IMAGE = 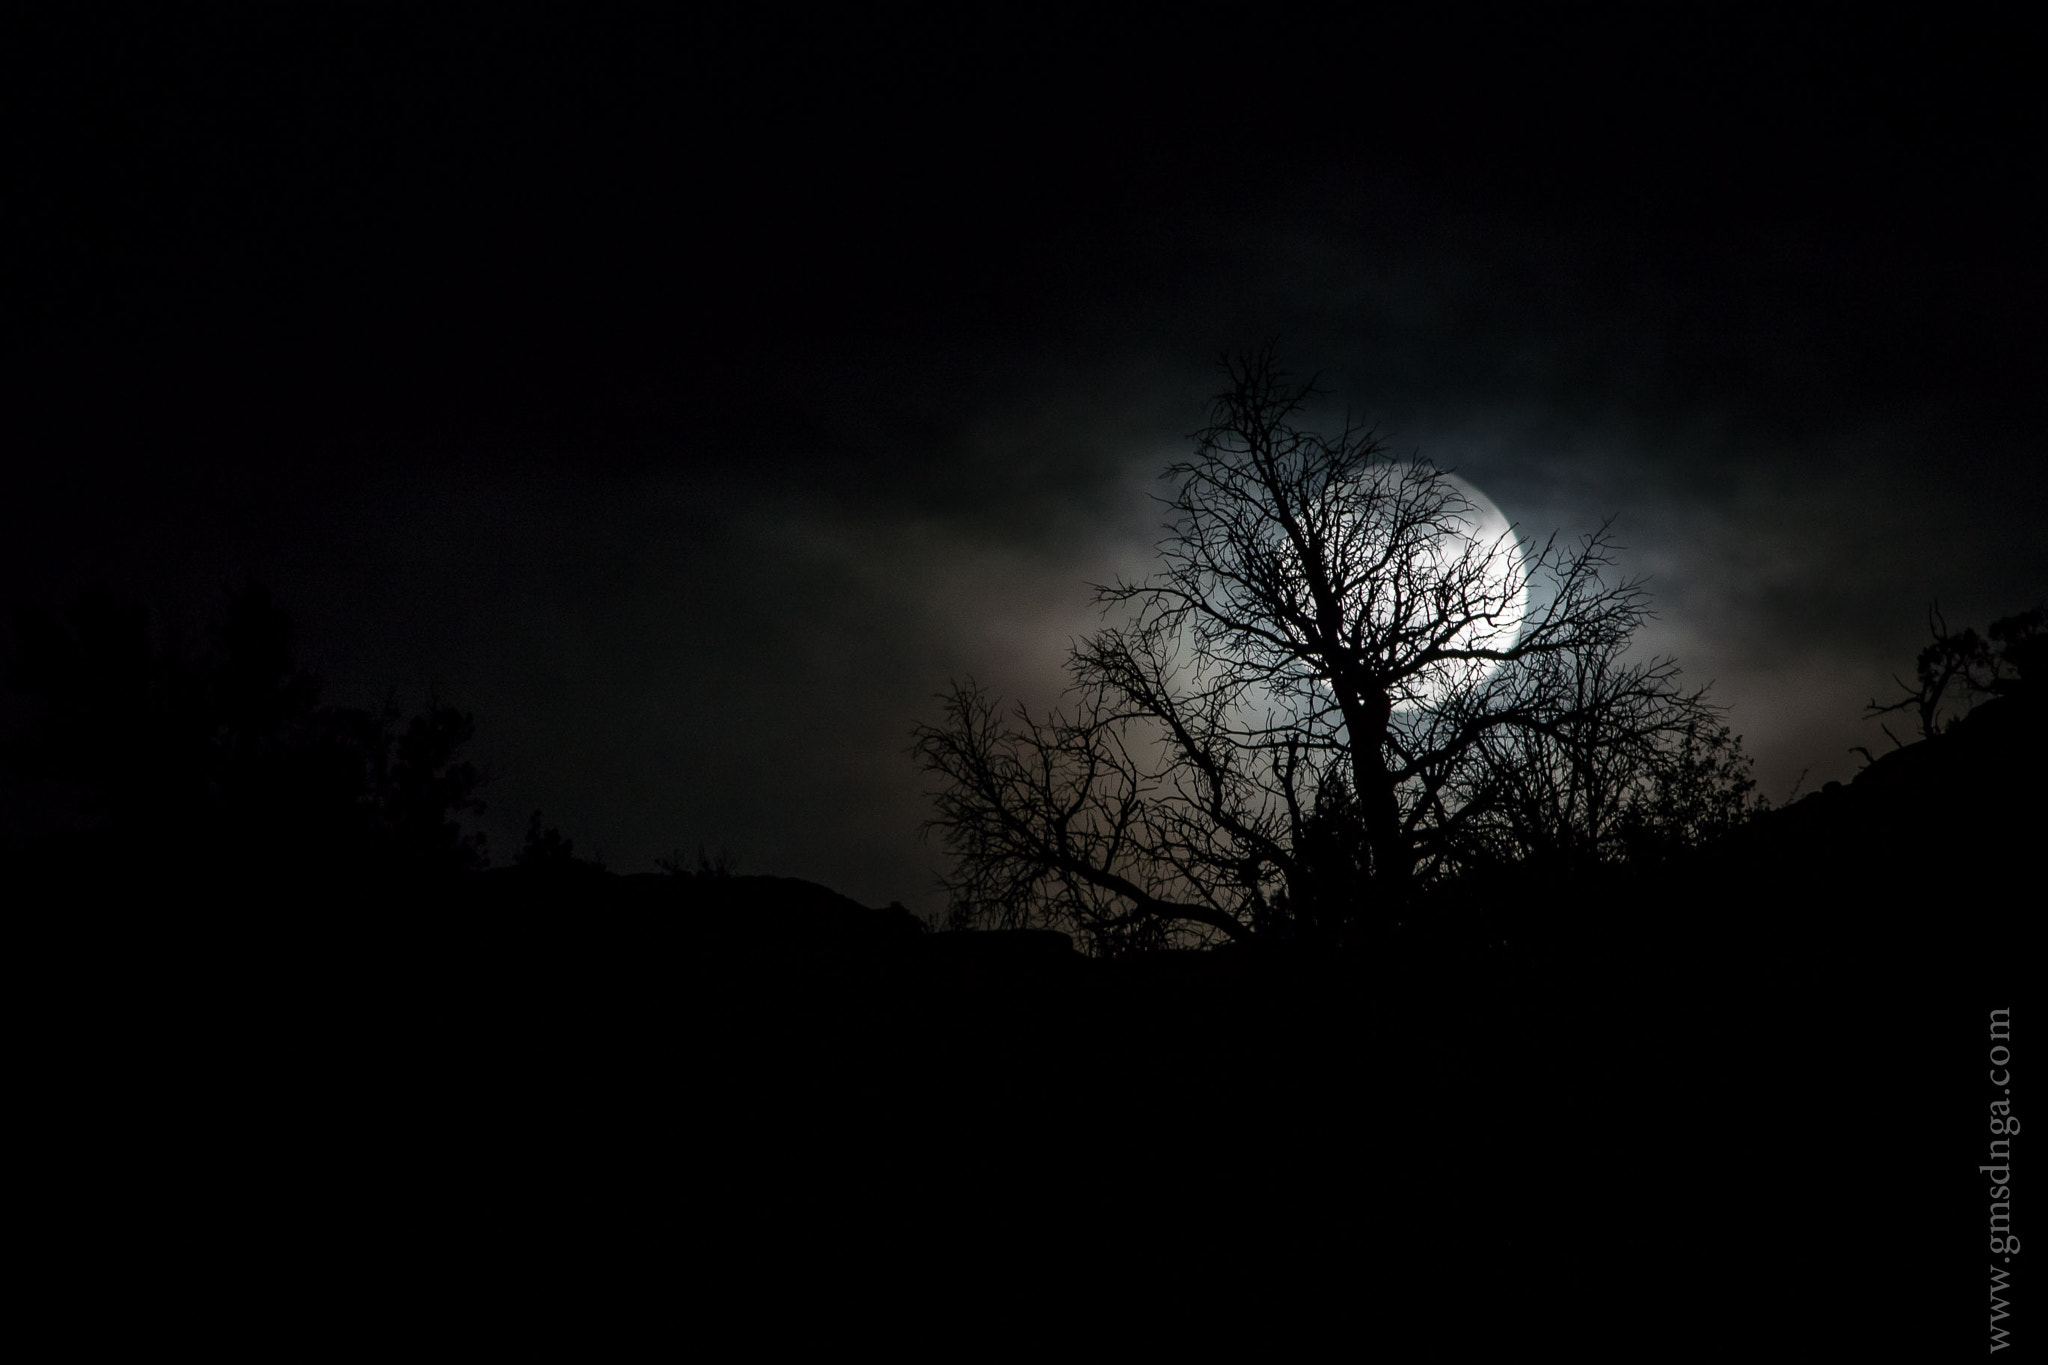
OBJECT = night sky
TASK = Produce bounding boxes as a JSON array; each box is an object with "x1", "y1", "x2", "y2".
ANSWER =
[{"x1": 5, "y1": 8, "x2": 2041, "y2": 916}]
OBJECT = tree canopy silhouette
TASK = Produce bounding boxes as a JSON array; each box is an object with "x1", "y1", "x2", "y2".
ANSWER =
[{"x1": 914, "y1": 351, "x2": 1753, "y2": 951}]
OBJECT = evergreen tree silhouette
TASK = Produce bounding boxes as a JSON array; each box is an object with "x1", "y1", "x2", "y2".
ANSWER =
[{"x1": 3, "y1": 580, "x2": 486, "y2": 886}]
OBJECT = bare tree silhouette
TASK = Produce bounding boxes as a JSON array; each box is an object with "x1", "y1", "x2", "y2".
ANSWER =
[
  {"x1": 914, "y1": 350, "x2": 1747, "y2": 951},
  {"x1": 1865, "y1": 602, "x2": 2044, "y2": 747}
]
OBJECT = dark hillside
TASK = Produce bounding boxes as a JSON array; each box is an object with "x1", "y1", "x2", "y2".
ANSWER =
[{"x1": 17, "y1": 692, "x2": 2033, "y2": 1348}]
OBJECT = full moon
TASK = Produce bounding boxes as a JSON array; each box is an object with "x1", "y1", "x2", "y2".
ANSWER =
[{"x1": 1389, "y1": 471, "x2": 1527, "y2": 711}]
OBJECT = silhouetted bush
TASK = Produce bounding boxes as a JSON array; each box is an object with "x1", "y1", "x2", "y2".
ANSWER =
[
  {"x1": 517, "y1": 810, "x2": 579, "y2": 868},
  {"x1": 656, "y1": 842, "x2": 738, "y2": 880}
]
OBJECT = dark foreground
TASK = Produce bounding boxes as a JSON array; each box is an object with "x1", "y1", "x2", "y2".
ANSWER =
[{"x1": 18, "y1": 699, "x2": 2035, "y2": 1352}]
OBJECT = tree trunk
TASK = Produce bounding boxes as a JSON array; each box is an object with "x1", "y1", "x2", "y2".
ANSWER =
[{"x1": 1342, "y1": 688, "x2": 1413, "y2": 910}]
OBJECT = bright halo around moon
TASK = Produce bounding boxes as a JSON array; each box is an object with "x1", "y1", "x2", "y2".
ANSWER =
[{"x1": 1389, "y1": 471, "x2": 1527, "y2": 712}]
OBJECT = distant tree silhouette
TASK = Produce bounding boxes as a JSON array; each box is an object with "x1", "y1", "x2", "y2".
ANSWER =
[
  {"x1": 1866, "y1": 602, "x2": 2044, "y2": 745},
  {"x1": 3, "y1": 580, "x2": 487, "y2": 883},
  {"x1": 914, "y1": 350, "x2": 1746, "y2": 951}
]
